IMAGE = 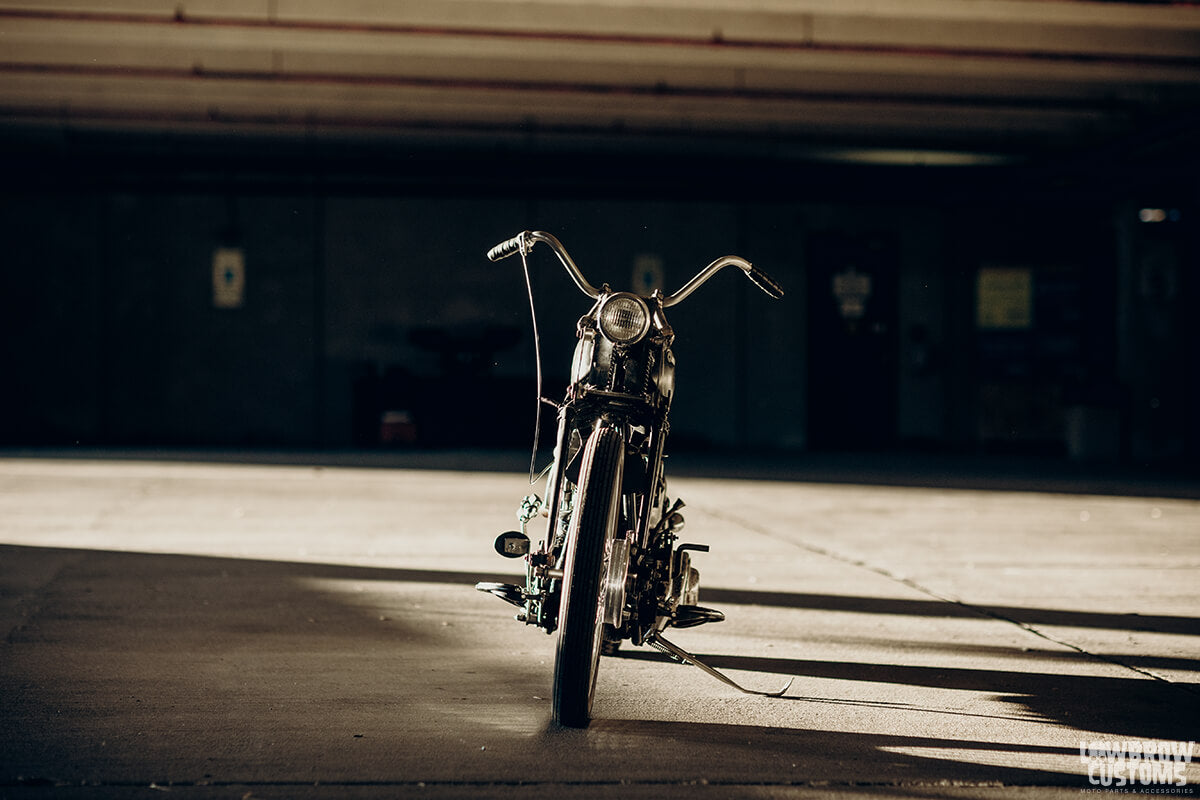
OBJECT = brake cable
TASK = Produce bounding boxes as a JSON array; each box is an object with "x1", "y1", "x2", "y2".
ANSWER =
[{"x1": 518, "y1": 240, "x2": 546, "y2": 485}]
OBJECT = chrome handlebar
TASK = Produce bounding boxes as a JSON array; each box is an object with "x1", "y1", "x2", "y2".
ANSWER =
[
  {"x1": 487, "y1": 230, "x2": 783, "y2": 304},
  {"x1": 661, "y1": 255, "x2": 784, "y2": 307},
  {"x1": 488, "y1": 231, "x2": 602, "y2": 299}
]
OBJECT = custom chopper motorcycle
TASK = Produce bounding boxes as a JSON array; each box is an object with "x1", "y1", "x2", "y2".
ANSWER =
[{"x1": 476, "y1": 231, "x2": 789, "y2": 727}]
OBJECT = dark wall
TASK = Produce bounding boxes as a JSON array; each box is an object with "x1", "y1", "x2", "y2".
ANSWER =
[
  {"x1": 3, "y1": 190, "x2": 319, "y2": 446},
  {"x1": 1, "y1": 135, "x2": 1196, "y2": 463}
]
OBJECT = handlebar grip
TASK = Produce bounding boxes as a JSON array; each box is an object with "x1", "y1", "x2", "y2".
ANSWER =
[
  {"x1": 487, "y1": 233, "x2": 529, "y2": 262},
  {"x1": 747, "y1": 266, "x2": 785, "y2": 299}
]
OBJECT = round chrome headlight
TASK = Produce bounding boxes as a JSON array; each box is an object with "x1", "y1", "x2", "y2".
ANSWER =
[{"x1": 598, "y1": 293, "x2": 650, "y2": 344}]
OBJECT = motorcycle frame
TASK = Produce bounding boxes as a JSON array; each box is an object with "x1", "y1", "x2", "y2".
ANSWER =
[{"x1": 525, "y1": 291, "x2": 677, "y2": 646}]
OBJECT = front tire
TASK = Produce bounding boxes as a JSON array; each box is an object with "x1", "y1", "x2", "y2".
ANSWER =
[{"x1": 553, "y1": 426, "x2": 624, "y2": 728}]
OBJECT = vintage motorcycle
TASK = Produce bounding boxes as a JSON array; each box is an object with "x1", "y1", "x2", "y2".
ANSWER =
[{"x1": 475, "y1": 230, "x2": 788, "y2": 727}]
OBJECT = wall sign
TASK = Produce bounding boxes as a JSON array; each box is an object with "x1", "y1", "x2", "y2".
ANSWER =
[
  {"x1": 977, "y1": 267, "x2": 1032, "y2": 330},
  {"x1": 832, "y1": 266, "x2": 872, "y2": 320},
  {"x1": 213, "y1": 247, "x2": 246, "y2": 309},
  {"x1": 632, "y1": 254, "x2": 664, "y2": 295}
]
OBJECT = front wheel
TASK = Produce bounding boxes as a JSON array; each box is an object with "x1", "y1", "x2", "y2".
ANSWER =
[{"x1": 553, "y1": 426, "x2": 624, "y2": 728}]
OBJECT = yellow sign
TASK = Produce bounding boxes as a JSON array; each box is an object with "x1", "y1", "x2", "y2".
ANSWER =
[
  {"x1": 977, "y1": 268, "x2": 1032, "y2": 330},
  {"x1": 213, "y1": 247, "x2": 246, "y2": 309}
]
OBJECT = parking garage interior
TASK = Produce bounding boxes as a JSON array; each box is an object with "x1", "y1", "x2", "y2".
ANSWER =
[{"x1": 2, "y1": 0, "x2": 1197, "y2": 467}]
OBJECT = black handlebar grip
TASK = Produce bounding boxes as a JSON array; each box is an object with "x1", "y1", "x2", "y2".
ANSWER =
[
  {"x1": 747, "y1": 267, "x2": 785, "y2": 299},
  {"x1": 487, "y1": 233, "x2": 528, "y2": 262}
]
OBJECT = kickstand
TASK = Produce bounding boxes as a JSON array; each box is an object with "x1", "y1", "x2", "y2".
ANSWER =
[{"x1": 647, "y1": 632, "x2": 794, "y2": 698}]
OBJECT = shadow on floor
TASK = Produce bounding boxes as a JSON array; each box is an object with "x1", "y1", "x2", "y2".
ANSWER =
[{"x1": 3, "y1": 544, "x2": 1196, "y2": 790}]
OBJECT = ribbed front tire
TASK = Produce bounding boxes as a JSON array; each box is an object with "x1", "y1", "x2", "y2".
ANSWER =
[{"x1": 552, "y1": 426, "x2": 624, "y2": 728}]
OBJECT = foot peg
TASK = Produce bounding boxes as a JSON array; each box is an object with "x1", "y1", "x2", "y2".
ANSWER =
[
  {"x1": 475, "y1": 582, "x2": 524, "y2": 608},
  {"x1": 672, "y1": 605, "x2": 725, "y2": 628}
]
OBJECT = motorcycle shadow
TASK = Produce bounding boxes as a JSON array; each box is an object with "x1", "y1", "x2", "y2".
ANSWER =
[{"x1": 613, "y1": 647, "x2": 1200, "y2": 745}]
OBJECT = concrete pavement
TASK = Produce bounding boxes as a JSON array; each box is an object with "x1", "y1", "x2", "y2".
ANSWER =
[{"x1": 1, "y1": 451, "x2": 1198, "y2": 798}]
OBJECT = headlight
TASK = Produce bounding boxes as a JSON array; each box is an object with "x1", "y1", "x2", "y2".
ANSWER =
[{"x1": 598, "y1": 293, "x2": 650, "y2": 344}]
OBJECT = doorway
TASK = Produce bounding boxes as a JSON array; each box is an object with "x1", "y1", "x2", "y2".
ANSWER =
[{"x1": 806, "y1": 231, "x2": 900, "y2": 450}]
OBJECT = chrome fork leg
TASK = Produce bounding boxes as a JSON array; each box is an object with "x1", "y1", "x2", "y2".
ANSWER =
[{"x1": 646, "y1": 632, "x2": 794, "y2": 698}]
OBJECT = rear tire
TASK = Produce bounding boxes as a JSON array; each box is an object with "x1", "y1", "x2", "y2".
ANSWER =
[{"x1": 552, "y1": 426, "x2": 624, "y2": 728}]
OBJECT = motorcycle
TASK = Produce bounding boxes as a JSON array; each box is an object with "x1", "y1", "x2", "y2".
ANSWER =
[{"x1": 475, "y1": 230, "x2": 789, "y2": 727}]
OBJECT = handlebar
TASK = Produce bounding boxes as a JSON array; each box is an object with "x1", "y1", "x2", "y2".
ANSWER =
[
  {"x1": 487, "y1": 230, "x2": 783, "y2": 304},
  {"x1": 661, "y1": 255, "x2": 784, "y2": 307},
  {"x1": 485, "y1": 235, "x2": 527, "y2": 263},
  {"x1": 488, "y1": 231, "x2": 602, "y2": 299}
]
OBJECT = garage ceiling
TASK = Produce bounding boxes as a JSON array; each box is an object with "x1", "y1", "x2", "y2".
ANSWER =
[{"x1": 2, "y1": 0, "x2": 1199, "y2": 165}]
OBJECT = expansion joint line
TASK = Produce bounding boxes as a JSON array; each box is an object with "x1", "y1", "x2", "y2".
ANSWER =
[{"x1": 697, "y1": 505, "x2": 1196, "y2": 694}]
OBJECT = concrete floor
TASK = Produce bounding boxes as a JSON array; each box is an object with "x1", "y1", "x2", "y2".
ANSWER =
[{"x1": 1, "y1": 451, "x2": 1198, "y2": 799}]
